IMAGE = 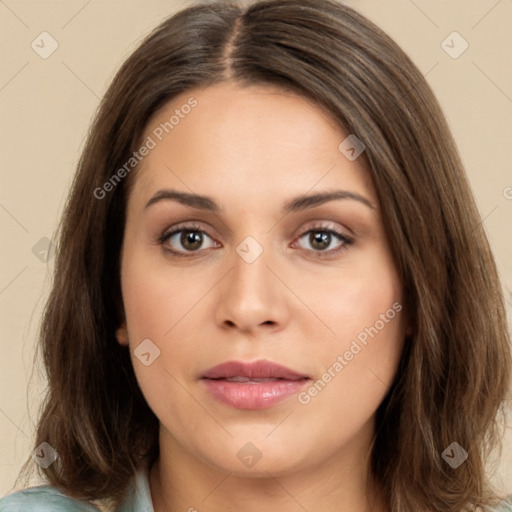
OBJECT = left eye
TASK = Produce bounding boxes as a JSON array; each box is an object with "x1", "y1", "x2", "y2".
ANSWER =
[{"x1": 295, "y1": 228, "x2": 352, "y2": 254}]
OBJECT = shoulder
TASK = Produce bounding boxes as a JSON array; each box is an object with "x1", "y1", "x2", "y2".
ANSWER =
[
  {"x1": 488, "y1": 497, "x2": 512, "y2": 511},
  {"x1": 0, "y1": 485, "x2": 101, "y2": 512},
  {"x1": 0, "y1": 465, "x2": 152, "y2": 512}
]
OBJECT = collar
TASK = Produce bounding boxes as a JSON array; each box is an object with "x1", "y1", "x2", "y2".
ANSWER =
[{"x1": 116, "y1": 465, "x2": 154, "y2": 512}]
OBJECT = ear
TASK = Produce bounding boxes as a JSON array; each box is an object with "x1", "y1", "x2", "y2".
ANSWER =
[{"x1": 115, "y1": 322, "x2": 129, "y2": 346}]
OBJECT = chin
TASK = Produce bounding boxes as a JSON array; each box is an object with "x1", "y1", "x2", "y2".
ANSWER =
[{"x1": 200, "y1": 439, "x2": 310, "y2": 477}]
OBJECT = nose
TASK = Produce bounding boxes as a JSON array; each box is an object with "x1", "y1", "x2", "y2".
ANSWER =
[{"x1": 214, "y1": 244, "x2": 290, "y2": 335}]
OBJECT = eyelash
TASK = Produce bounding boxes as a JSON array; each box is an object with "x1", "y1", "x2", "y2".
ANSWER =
[{"x1": 158, "y1": 222, "x2": 354, "y2": 259}]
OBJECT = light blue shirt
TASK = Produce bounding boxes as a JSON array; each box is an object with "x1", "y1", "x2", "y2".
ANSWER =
[
  {"x1": 1, "y1": 466, "x2": 511, "y2": 511},
  {"x1": 0, "y1": 465, "x2": 153, "y2": 511}
]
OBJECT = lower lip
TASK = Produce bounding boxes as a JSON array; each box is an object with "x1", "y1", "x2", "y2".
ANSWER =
[{"x1": 201, "y1": 378, "x2": 310, "y2": 409}]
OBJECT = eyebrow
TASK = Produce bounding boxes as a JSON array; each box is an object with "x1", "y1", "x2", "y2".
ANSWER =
[{"x1": 144, "y1": 188, "x2": 375, "y2": 213}]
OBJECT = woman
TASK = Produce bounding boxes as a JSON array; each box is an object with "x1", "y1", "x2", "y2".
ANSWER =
[{"x1": 1, "y1": 0, "x2": 511, "y2": 511}]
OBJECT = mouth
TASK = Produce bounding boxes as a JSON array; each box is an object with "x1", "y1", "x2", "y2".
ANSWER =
[{"x1": 200, "y1": 360, "x2": 311, "y2": 409}]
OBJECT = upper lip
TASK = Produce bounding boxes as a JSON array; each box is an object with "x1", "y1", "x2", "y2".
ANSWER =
[{"x1": 201, "y1": 360, "x2": 310, "y2": 380}]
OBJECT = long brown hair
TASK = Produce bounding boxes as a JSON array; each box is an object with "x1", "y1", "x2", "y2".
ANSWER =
[{"x1": 15, "y1": 1, "x2": 511, "y2": 510}]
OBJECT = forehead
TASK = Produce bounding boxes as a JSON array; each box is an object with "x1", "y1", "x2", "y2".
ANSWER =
[{"x1": 130, "y1": 82, "x2": 376, "y2": 208}]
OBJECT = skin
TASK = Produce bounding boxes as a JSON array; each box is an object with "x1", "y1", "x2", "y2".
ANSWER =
[{"x1": 116, "y1": 82, "x2": 409, "y2": 512}]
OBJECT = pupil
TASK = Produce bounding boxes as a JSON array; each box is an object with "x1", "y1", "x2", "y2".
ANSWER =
[
  {"x1": 311, "y1": 231, "x2": 330, "y2": 250},
  {"x1": 181, "y1": 230, "x2": 202, "y2": 250}
]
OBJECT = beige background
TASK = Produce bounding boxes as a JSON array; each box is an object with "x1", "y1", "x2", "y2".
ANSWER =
[{"x1": 1, "y1": 0, "x2": 511, "y2": 498}]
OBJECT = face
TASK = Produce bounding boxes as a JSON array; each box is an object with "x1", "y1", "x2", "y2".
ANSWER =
[{"x1": 116, "y1": 82, "x2": 408, "y2": 477}]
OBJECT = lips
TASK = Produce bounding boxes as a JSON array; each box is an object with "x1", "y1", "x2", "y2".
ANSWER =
[
  {"x1": 201, "y1": 360, "x2": 310, "y2": 381},
  {"x1": 200, "y1": 360, "x2": 310, "y2": 410}
]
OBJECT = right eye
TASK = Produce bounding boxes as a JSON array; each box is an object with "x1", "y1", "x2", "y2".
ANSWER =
[{"x1": 159, "y1": 224, "x2": 219, "y2": 257}]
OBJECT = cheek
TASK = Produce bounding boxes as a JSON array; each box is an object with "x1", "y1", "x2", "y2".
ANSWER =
[
  {"x1": 304, "y1": 250, "x2": 403, "y2": 345},
  {"x1": 303, "y1": 313, "x2": 405, "y2": 440},
  {"x1": 298, "y1": 250, "x2": 405, "y2": 406},
  {"x1": 120, "y1": 248, "x2": 203, "y2": 340},
  {"x1": 119, "y1": 248, "x2": 207, "y2": 396},
  {"x1": 121, "y1": 274, "x2": 170, "y2": 337}
]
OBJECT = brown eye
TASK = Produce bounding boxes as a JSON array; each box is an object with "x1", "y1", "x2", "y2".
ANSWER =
[
  {"x1": 296, "y1": 227, "x2": 352, "y2": 255},
  {"x1": 179, "y1": 230, "x2": 204, "y2": 251},
  {"x1": 159, "y1": 224, "x2": 217, "y2": 257},
  {"x1": 308, "y1": 231, "x2": 332, "y2": 251},
  {"x1": 295, "y1": 223, "x2": 354, "y2": 259}
]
